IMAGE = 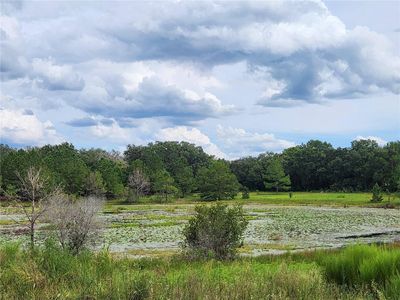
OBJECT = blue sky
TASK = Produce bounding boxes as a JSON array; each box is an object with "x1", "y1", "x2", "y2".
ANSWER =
[{"x1": 1, "y1": 0, "x2": 399, "y2": 159}]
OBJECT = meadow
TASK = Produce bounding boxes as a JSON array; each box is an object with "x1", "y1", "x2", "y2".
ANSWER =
[{"x1": 1, "y1": 242, "x2": 399, "y2": 299}]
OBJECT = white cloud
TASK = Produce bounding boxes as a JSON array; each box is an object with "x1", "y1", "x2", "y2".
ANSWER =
[
  {"x1": 156, "y1": 126, "x2": 227, "y2": 158},
  {"x1": 31, "y1": 58, "x2": 84, "y2": 90},
  {"x1": 216, "y1": 125, "x2": 295, "y2": 158},
  {"x1": 355, "y1": 135, "x2": 388, "y2": 146},
  {"x1": 90, "y1": 122, "x2": 131, "y2": 143},
  {"x1": 0, "y1": 108, "x2": 63, "y2": 145},
  {"x1": 1, "y1": 1, "x2": 399, "y2": 151}
]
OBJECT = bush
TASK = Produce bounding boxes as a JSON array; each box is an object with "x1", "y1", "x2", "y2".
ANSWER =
[
  {"x1": 45, "y1": 194, "x2": 104, "y2": 254},
  {"x1": 241, "y1": 187, "x2": 250, "y2": 199},
  {"x1": 182, "y1": 203, "x2": 248, "y2": 260},
  {"x1": 371, "y1": 183, "x2": 383, "y2": 202}
]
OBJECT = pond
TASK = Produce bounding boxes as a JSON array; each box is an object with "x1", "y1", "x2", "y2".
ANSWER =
[{"x1": 1, "y1": 204, "x2": 399, "y2": 257}]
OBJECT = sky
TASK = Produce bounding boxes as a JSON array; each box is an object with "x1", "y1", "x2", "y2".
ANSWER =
[{"x1": 1, "y1": 0, "x2": 399, "y2": 159}]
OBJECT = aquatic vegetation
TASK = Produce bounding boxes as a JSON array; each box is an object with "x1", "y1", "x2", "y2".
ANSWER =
[{"x1": 1, "y1": 203, "x2": 400, "y2": 256}]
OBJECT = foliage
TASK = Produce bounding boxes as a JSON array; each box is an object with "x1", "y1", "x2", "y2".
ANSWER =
[
  {"x1": 197, "y1": 160, "x2": 240, "y2": 200},
  {"x1": 95, "y1": 158, "x2": 125, "y2": 198},
  {"x1": 182, "y1": 203, "x2": 248, "y2": 259},
  {"x1": 241, "y1": 186, "x2": 250, "y2": 199},
  {"x1": 263, "y1": 157, "x2": 291, "y2": 192},
  {"x1": 371, "y1": 183, "x2": 383, "y2": 202},
  {"x1": 152, "y1": 169, "x2": 178, "y2": 202},
  {"x1": 318, "y1": 244, "x2": 400, "y2": 289},
  {"x1": 40, "y1": 143, "x2": 90, "y2": 195},
  {"x1": 1, "y1": 138, "x2": 399, "y2": 197},
  {"x1": 2, "y1": 242, "x2": 397, "y2": 299},
  {"x1": 85, "y1": 171, "x2": 106, "y2": 196},
  {"x1": 124, "y1": 141, "x2": 211, "y2": 195}
]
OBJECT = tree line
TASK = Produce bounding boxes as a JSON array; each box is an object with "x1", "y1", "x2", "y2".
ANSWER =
[
  {"x1": 232, "y1": 140, "x2": 400, "y2": 193},
  {"x1": 0, "y1": 139, "x2": 399, "y2": 201}
]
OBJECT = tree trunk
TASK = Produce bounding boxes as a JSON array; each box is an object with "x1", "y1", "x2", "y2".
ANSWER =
[{"x1": 30, "y1": 222, "x2": 35, "y2": 249}]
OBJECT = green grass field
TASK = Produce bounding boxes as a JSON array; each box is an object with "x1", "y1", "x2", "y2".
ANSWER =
[
  {"x1": 241, "y1": 191, "x2": 400, "y2": 206},
  {"x1": 103, "y1": 192, "x2": 400, "y2": 211}
]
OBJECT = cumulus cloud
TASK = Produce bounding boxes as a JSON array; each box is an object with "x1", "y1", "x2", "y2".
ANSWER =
[
  {"x1": 0, "y1": 108, "x2": 63, "y2": 145},
  {"x1": 1, "y1": 1, "x2": 398, "y2": 150},
  {"x1": 157, "y1": 126, "x2": 227, "y2": 158},
  {"x1": 2, "y1": 1, "x2": 399, "y2": 107},
  {"x1": 355, "y1": 135, "x2": 388, "y2": 146},
  {"x1": 75, "y1": 76, "x2": 235, "y2": 125},
  {"x1": 98, "y1": 1, "x2": 399, "y2": 103},
  {"x1": 216, "y1": 125, "x2": 295, "y2": 158},
  {"x1": 31, "y1": 58, "x2": 84, "y2": 91}
]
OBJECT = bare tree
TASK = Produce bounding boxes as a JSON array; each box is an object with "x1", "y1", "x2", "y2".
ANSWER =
[
  {"x1": 127, "y1": 169, "x2": 150, "y2": 202},
  {"x1": 46, "y1": 194, "x2": 104, "y2": 254},
  {"x1": 15, "y1": 166, "x2": 61, "y2": 248}
]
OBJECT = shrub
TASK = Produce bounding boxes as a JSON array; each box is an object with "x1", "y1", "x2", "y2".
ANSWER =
[
  {"x1": 241, "y1": 187, "x2": 250, "y2": 199},
  {"x1": 45, "y1": 194, "x2": 104, "y2": 254},
  {"x1": 182, "y1": 203, "x2": 248, "y2": 260},
  {"x1": 371, "y1": 183, "x2": 383, "y2": 202}
]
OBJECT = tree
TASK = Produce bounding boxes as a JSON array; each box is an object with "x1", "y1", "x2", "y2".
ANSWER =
[
  {"x1": 263, "y1": 158, "x2": 291, "y2": 192},
  {"x1": 96, "y1": 158, "x2": 125, "y2": 198},
  {"x1": 282, "y1": 140, "x2": 334, "y2": 190},
  {"x1": 152, "y1": 169, "x2": 178, "y2": 202},
  {"x1": 84, "y1": 171, "x2": 106, "y2": 196},
  {"x1": 46, "y1": 194, "x2": 104, "y2": 254},
  {"x1": 15, "y1": 166, "x2": 60, "y2": 248},
  {"x1": 40, "y1": 143, "x2": 90, "y2": 195},
  {"x1": 371, "y1": 183, "x2": 383, "y2": 202},
  {"x1": 174, "y1": 165, "x2": 196, "y2": 197},
  {"x1": 182, "y1": 203, "x2": 248, "y2": 259},
  {"x1": 127, "y1": 168, "x2": 150, "y2": 202},
  {"x1": 230, "y1": 156, "x2": 265, "y2": 191},
  {"x1": 197, "y1": 160, "x2": 240, "y2": 200}
]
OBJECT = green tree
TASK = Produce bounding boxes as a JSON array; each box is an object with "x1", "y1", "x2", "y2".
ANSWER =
[
  {"x1": 263, "y1": 158, "x2": 291, "y2": 192},
  {"x1": 282, "y1": 140, "x2": 334, "y2": 190},
  {"x1": 182, "y1": 203, "x2": 248, "y2": 259},
  {"x1": 152, "y1": 169, "x2": 178, "y2": 202},
  {"x1": 371, "y1": 183, "x2": 383, "y2": 202},
  {"x1": 40, "y1": 143, "x2": 90, "y2": 195},
  {"x1": 95, "y1": 158, "x2": 125, "y2": 198},
  {"x1": 174, "y1": 165, "x2": 196, "y2": 197},
  {"x1": 230, "y1": 156, "x2": 265, "y2": 191},
  {"x1": 84, "y1": 171, "x2": 106, "y2": 196},
  {"x1": 197, "y1": 160, "x2": 240, "y2": 200}
]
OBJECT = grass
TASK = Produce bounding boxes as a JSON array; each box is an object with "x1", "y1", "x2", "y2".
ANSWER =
[
  {"x1": 239, "y1": 192, "x2": 400, "y2": 207},
  {"x1": 3, "y1": 192, "x2": 399, "y2": 214},
  {"x1": 0, "y1": 219, "x2": 15, "y2": 226},
  {"x1": 1, "y1": 241, "x2": 399, "y2": 299},
  {"x1": 103, "y1": 192, "x2": 400, "y2": 208},
  {"x1": 317, "y1": 244, "x2": 400, "y2": 287}
]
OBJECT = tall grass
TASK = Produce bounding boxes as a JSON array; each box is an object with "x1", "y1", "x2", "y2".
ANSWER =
[
  {"x1": 318, "y1": 244, "x2": 400, "y2": 298},
  {"x1": 1, "y1": 241, "x2": 398, "y2": 299}
]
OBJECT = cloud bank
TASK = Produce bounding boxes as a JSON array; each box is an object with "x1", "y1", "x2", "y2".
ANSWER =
[{"x1": 0, "y1": 1, "x2": 398, "y2": 150}]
